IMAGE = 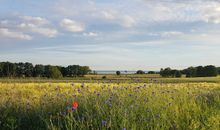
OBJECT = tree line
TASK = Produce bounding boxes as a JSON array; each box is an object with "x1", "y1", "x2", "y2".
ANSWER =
[
  {"x1": 160, "y1": 65, "x2": 219, "y2": 78},
  {"x1": 0, "y1": 62, "x2": 91, "y2": 78}
]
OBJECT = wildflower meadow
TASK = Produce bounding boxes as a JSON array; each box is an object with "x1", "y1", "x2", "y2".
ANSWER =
[{"x1": 0, "y1": 82, "x2": 219, "y2": 130}]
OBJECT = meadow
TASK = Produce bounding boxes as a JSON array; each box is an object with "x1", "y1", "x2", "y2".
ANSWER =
[{"x1": 0, "y1": 76, "x2": 220, "y2": 130}]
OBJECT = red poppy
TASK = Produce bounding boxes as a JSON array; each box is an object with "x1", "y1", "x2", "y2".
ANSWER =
[{"x1": 72, "y1": 101, "x2": 78, "y2": 110}]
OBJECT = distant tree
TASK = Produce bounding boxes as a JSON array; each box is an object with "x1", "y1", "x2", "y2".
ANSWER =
[
  {"x1": 203, "y1": 65, "x2": 217, "y2": 77},
  {"x1": 0, "y1": 61, "x2": 91, "y2": 78},
  {"x1": 24, "y1": 62, "x2": 33, "y2": 77},
  {"x1": 0, "y1": 62, "x2": 4, "y2": 77},
  {"x1": 174, "y1": 70, "x2": 182, "y2": 78},
  {"x1": 170, "y1": 70, "x2": 177, "y2": 77},
  {"x1": 160, "y1": 68, "x2": 171, "y2": 77},
  {"x1": 196, "y1": 66, "x2": 204, "y2": 77},
  {"x1": 0, "y1": 63, "x2": 3, "y2": 77},
  {"x1": 182, "y1": 67, "x2": 197, "y2": 77},
  {"x1": 45, "y1": 65, "x2": 63, "y2": 79},
  {"x1": 136, "y1": 70, "x2": 145, "y2": 74},
  {"x1": 116, "y1": 71, "x2": 121, "y2": 75},
  {"x1": 15, "y1": 62, "x2": 25, "y2": 77},
  {"x1": 218, "y1": 67, "x2": 220, "y2": 75},
  {"x1": 2, "y1": 62, "x2": 16, "y2": 77},
  {"x1": 148, "y1": 71, "x2": 156, "y2": 74},
  {"x1": 67, "y1": 65, "x2": 80, "y2": 77},
  {"x1": 66, "y1": 65, "x2": 91, "y2": 77},
  {"x1": 80, "y1": 66, "x2": 91, "y2": 76},
  {"x1": 59, "y1": 67, "x2": 68, "y2": 77},
  {"x1": 33, "y1": 64, "x2": 45, "y2": 77}
]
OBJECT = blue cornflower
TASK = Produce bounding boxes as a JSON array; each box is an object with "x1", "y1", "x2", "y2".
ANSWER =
[{"x1": 102, "y1": 121, "x2": 107, "y2": 125}]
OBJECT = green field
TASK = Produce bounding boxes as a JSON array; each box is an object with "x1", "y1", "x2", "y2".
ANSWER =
[
  {"x1": 1, "y1": 74, "x2": 220, "y2": 83},
  {"x1": 0, "y1": 76, "x2": 220, "y2": 130}
]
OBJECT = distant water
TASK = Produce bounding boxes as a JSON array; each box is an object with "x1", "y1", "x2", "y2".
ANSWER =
[{"x1": 94, "y1": 70, "x2": 148, "y2": 74}]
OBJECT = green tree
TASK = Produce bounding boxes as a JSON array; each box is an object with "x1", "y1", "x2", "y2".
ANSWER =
[
  {"x1": 45, "y1": 65, "x2": 63, "y2": 79},
  {"x1": 33, "y1": 64, "x2": 45, "y2": 77},
  {"x1": 218, "y1": 67, "x2": 220, "y2": 75},
  {"x1": 2, "y1": 62, "x2": 16, "y2": 77},
  {"x1": 175, "y1": 70, "x2": 182, "y2": 77},
  {"x1": 67, "y1": 65, "x2": 80, "y2": 77},
  {"x1": 160, "y1": 68, "x2": 172, "y2": 77},
  {"x1": 148, "y1": 71, "x2": 156, "y2": 74},
  {"x1": 203, "y1": 65, "x2": 217, "y2": 77},
  {"x1": 136, "y1": 70, "x2": 145, "y2": 74},
  {"x1": 24, "y1": 62, "x2": 33, "y2": 77},
  {"x1": 15, "y1": 62, "x2": 25, "y2": 77},
  {"x1": 0, "y1": 62, "x2": 3, "y2": 77},
  {"x1": 170, "y1": 70, "x2": 177, "y2": 77},
  {"x1": 182, "y1": 67, "x2": 197, "y2": 77},
  {"x1": 79, "y1": 66, "x2": 91, "y2": 76},
  {"x1": 196, "y1": 66, "x2": 204, "y2": 77},
  {"x1": 116, "y1": 71, "x2": 121, "y2": 75},
  {"x1": 60, "y1": 67, "x2": 68, "y2": 77}
]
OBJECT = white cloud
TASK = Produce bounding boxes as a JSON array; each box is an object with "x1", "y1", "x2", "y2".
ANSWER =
[
  {"x1": 161, "y1": 31, "x2": 184, "y2": 37},
  {"x1": 120, "y1": 15, "x2": 136, "y2": 28},
  {"x1": 18, "y1": 23, "x2": 58, "y2": 38},
  {"x1": 0, "y1": 28, "x2": 32, "y2": 40},
  {"x1": 136, "y1": 0, "x2": 220, "y2": 24},
  {"x1": 100, "y1": 10, "x2": 136, "y2": 28},
  {"x1": 101, "y1": 10, "x2": 116, "y2": 20},
  {"x1": 0, "y1": 15, "x2": 58, "y2": 38},
  {"x1": 83, "y1": 32, "x2": 98, "y2": 37},
  {"x1": 146, "y1": 31, "x2": 184, "y2": 37},
  {"x1": 60, "y1": 19, "x2": 85, "y2": 32},
  {"x1": 204, "y1": 6, "x2": 220, "y2": 24},
  {"x1": 20, "y1": 16, "x2": 49, "y2": 25}
]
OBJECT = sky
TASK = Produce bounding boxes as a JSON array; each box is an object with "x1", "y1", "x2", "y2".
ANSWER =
[{"x1": 0, "y1": 0, "x2": 220, "y2": 70}]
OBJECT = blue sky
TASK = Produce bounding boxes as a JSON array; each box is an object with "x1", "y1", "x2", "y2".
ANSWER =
[{"x1": 1, "y1": 0, "x2": 220, "y2": 70}]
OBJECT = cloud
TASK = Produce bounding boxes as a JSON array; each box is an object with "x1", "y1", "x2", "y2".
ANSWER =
[
  {"x1": 100, "y1": 10, "x2": 136, "y2": 28},
  {"x1": 101, "y1": 10, "x2": 116, "y2": 20},
  {"x1": 0, "y1": 15, "x2": 58, "y2": 38},
  {"x1": 18, "y1": 23, "x2": 58, "y2": 38},
  {"x1": 204, "y1": 6, "x2": 220, "y2": 24},
  {"x1": 0, "y1": 28, "x2": 32, "y2": 40},
  {"x1": 60, "y1": 19, "x2": 85, "y2": 32},
  {"x1": 146, "y1": 31, "x2": 184, "y2": 38},
  {"x1": 20, "y1": 16, "x2": 49, "y2": 25},
  {"x1": 120, "y1": 15, "x2": 136, "y2": 28},
  {"x1": 83, "y1": 32, "x2": 98, "y2": 37},
  {"x1": 161, "y1": 31, "x2": 184, "y2": 37}
]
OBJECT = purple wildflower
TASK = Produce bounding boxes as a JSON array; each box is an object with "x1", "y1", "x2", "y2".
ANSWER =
[{"x1": 102, "y1": 121, "x2": 107, "y2": 125}]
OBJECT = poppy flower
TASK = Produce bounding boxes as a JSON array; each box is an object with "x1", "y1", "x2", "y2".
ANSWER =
[{"x1": 72, "y1": 101, "x2": 78, "y2": 110}]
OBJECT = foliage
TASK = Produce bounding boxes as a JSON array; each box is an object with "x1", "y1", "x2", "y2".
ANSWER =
[
  {"x1": 45, "y1": 65, "x2": 63, "y2": 79},
  {"x1": 0, "y1": 62, "x2": 91, "y2": 78},
  {"x1": 217, "y1": 67, "x2": 220, "y2": 75},
  {"x1": 148, "y1": 71, "x2": 156, "y2": 74},
  {"x1": 161, "y1": 65, "x2": 218, "y2": 78},
  {"x1": 116, "y1": 71, "x2": 121, "y2": 75},
  {"x1": 136, "y1": 70, "x2": 145, "y2": 74}
]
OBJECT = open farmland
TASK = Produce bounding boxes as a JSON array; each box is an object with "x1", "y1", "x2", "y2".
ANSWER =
[{"x1": 0, "y1": 81, "x2": 219, "y2": 130}]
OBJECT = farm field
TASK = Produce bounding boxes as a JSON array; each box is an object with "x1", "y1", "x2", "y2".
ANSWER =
[
  {"x1": 1, "y1": 74, "x2": 220, "y2": 83},
  {"x1": 0, "y1": 80, "x2": 220, "y2": 130}
]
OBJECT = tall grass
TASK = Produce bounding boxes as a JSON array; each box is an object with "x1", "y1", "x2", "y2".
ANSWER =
[{"x1": 0, "y1": 82, "x2": 219, "y2": 130}]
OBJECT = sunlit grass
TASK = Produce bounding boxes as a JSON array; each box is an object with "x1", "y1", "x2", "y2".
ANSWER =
[{"x1": 0, "y1": 82, "x2": 220, "y2": 130}]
